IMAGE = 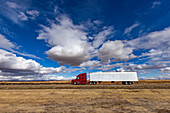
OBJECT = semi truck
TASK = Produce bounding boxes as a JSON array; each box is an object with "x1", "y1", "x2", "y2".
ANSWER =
[{"x1": 71, "y1": 72, "x2": 138, "y2": 85}]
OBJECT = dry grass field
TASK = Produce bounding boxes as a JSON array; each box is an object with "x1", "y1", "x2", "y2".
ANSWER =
[
  {"x1": 0, "y1": 80, "x2": 170, "y2": 113},
  {"x1": 0, "y1": 80, "x2": 170, "y2": 85}
]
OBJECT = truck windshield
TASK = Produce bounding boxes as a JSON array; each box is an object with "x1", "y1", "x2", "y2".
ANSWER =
[{"x1": 76, "y1": 77, "x2": 79, "y2": 79}]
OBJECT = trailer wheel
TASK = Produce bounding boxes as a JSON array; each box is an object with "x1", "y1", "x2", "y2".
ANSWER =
[
  {"x1": 89, "y1": 82, "x2": 93, "y2": 85},
  {"x1": 122, "y1": 82, "x2": 125, "y2": 85},
  {"x1": 125, "y1": 81, "x2": 128, "y2": 85},
  {"x1": 73, "y1": 82, "x2": 77, "y2": 85},
  {"x1": 128, "y1": 81, "x2": 132, "y2": 85},
  {"x1": 93, "y1": 82, "x2": 97, "y2": 85},
  {"x1": 111, "y1": 81, "x2": 114, "y2": 83}
]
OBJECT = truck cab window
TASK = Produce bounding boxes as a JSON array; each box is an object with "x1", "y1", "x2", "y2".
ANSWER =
[{"x1": 76, "y1": 77, "x2": 79, "y2": 79}]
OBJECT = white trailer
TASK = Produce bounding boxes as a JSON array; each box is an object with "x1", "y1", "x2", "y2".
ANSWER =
[{"x1": 89, "y1": 72, "x2": 138, "y2": 85}]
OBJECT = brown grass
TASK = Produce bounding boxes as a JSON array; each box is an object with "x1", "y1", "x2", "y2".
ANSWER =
[
  {"x1": 139, "y1": 80, "x2": 170, "y2": 84},
  {"x1": 0, "y1": 87, "x2": 169, "y2": 112},
  {"x1": 0, "y1": 80, "x2": 169, "y2": 112},
  {"x1": 0, "y1": 80, "x2": 169, "y2": 85},
  {"x1": 0, "y1": 80, "x2": 71, "y2": 85}
]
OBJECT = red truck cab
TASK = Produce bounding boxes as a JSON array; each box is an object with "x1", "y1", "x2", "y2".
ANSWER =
[{"x1": 71, "y1": 73, "x2": 87, "y2": 85}]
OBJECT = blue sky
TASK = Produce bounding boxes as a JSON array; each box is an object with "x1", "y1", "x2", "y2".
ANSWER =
[{"x1": 0, "y1": 0, "x2": 170, "y2": 81}]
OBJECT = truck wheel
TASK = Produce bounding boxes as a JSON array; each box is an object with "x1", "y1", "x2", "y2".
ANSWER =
[
  {"x1": 125, "y1": 81, "x2": 128, "y2": 85},
  {"x1": 73, "y1": 82, "x2": 77, "y2": 85},
  {"x1": 122, "y1": 82, "x2": 125, "y2": 85}
]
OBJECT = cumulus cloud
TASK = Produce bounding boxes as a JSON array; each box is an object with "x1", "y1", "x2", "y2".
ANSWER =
[
  {"x1": 79, "y1": 60, "x2": 123, "y2": 71},
  {"x1": 139, "y1": 74, "x2": 170, "y2": 80},
  {"x1": 37, "y1": 15, "x2": 94, "y2": 66},
  {"x1": 0, "y1": 49, "x2": 65, "y2": 77},
  {"x1": 37, "y1": 7, "x2": 140, "y2": 67},
  {"x1": 116, "y1": 68, "x2": 126, "y2": 72},
  {"x1": 159, "y1": 67, "x2": 170, "y2": 73},
  {"x1": 93, "y1": 26, "x2": 114, "y2": 48},
  {"x1": 43, "y1": 75, "x2": 76, "y2": 80},
  {"x1": 65, "y1": 67, "x2": 85, "y2": 73},
  {"x1": 124, "y1": 22, "x2": 140, "y2": 35},
  {"x1": 127, "y1": 27, "x2": 170, "y2": 69},
  {"x1": 127, "y1": 63, "x2": 167, "y2": 71},
  {"x1": 141, "y1": 48, "x2": 170, "y2": 63},
  {"x1": 0, "y1": 74, "x2": 76, "y2": 81},
  {"x1": 80, "y1": 60, "x2": 101, "y2": 67},
  {"x1": 97, "y1": 63, "x2": 123, "y2": 71},
  {"x1": 127, "y1": 27, "x2": 170, "y2": 50},
  {"x1": 98, "y1": 40, "x2": 136, "y2": 62}
]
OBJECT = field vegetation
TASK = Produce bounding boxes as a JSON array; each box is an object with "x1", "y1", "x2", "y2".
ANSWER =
[{"x1": 0, "y1": 80, "x2": 169, "y2": 112}]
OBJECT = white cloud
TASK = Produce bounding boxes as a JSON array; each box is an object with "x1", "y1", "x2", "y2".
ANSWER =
[
  {"x1": 52, "y1": 75, "x2": 75, "y2": 80},
  {"x1": 46, "y1": 45, "x2": 92, "y2": 66},
  {"x1": 124, "y1": 22, "x2": 140, "y2": 35},
  {"x1": 54, "y1": 6, "x2": 59, "y2": 14},
  {"x1": 18, "y1": 10, "x2": 39, "y2": 21},
  {"x1": 139, "y1": 74, "x2": 170, "y2": 80},
  {"x1": 0, "y1": 74, "x2": 76, "y2": 81},
  {"x1": 151, "y1": 1, "x2": 161, "y2": 8},
  {"x1": 141, "y1": 49, "x2": 163, "y2": 57},
  {"x1": 39, "y1": 66, "x2": 66, "y2": 74},
  {"x1": 0, "y1": 1, "x2": 38, "y2": 24},
  {"x1": 0, "y1": 49, "x2": 65, "y2": 76},
  {"x1": 98, "y1": 40, "x2": 136, "y2": 62},
  {"x1": 127, "y1": 63, "x2": 167, "y2": 71},
  {"x1": 127, "y1": 27, "x2": 170, "y2": 69},
  {"x1": 127, "y1": 27, "x2": 170, "y2": 50},
  {"x1": 159, "y1": 67, "x2": 170, "y2": 73},
  {"x1": 65, "y1": 67, "x2": 85, "y2": 73},
  {"x1": 18, "y1": 12, "x2": 28, "y2": 21},
  {"x1": 116, "y1": 68, "x2": 126, "y2": 72},
  {"x1": 37, "y1": 8, "x2": 141, "y2": 67},
  {"x1": 80, "y1": 61, "x2": 123, "y2": 71},
  {"x1": 140, "y1": 48, "x2": 170, "y2": 63},
  {"x1": 93, "y1": 26, "x2": 114, "y2": 48},
  {"x1": 26, "y1": 10, "x2": 39, "y2": 19},
  {"x1": 0, "y1": 1, "x2": 28, "y2": 24},
  {"x1": 6, "y1": 1, "x2": 19, "y2": 8},
  {"x1": 93, "y1": 20, "x2": 103, "y2": 26},
  {"x1": 37, "y1": 15, "x2": 94, "y2": 66},
  {"x1": 0, "y1": 34, "x2": 15, "y2": 50},
  {"x1": 0, "y1": 34, "x2": 40, "y2": 59},
  {"x1": 80, "y1": 60, "x2": 101, "y2": 67},
  {"x1": 98, "y1": 63, "x2": 123, "y2": 71}
]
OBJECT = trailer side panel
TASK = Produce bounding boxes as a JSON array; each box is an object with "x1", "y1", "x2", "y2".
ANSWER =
[{"x1": 90, "y1": 72, "x2": 138, "y2": 81}]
